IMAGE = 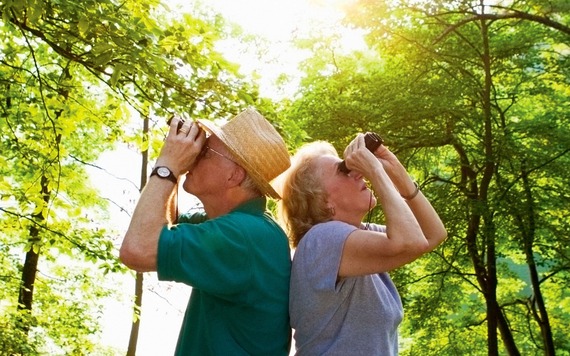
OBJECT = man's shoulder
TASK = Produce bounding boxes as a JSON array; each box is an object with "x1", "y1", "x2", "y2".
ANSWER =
[{"x1": 179, "y1": 210, "x2": 207, "y2": 224}]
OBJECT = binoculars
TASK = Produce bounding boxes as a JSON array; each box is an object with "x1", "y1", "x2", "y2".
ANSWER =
[{"x1": 338, "y1": 132, "x2": 384, "y2": 174}]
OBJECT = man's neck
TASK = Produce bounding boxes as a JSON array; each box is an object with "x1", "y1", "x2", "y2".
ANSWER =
[{"x1": 201, "y1": 188, "x2": 261, "y2": 219}]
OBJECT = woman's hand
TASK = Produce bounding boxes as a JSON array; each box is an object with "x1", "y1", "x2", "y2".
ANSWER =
[
  {"x1": 342, "y1": 134, "x2": 385, "y2": 179},
  {"x1": 370, "y1": 141, "x2": 416, "y2": 196}
]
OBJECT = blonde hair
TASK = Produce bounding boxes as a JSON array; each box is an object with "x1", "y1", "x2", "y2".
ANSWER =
[{"x1": 277, "y1": 141, "x2": 338, "y2": 247}]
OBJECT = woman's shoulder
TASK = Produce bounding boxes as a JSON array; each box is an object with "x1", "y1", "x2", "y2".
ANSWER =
[
  {"x1": 298, "y1": 221, "x2": 387, "y2": 253},
  {"x1": 308, "y1": 220, "x2": 357, "y2": 235},
  {"x1": 296, "y1": 220, "x2": 359, "y2": 251}
]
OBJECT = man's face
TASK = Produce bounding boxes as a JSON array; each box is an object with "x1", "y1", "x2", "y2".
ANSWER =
[{"x1": 183, "y1": 135, "x2": 238, "y2": 198}]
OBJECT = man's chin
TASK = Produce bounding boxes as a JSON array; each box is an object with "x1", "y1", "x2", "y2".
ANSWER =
[{"x1": 181, "y1": 181, "x2": 194, "y2": 194}]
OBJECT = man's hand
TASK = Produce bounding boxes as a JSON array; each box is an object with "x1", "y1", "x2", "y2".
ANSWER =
[{"x1": 156, "y1": 116, "x2": 206, "y2": 177}]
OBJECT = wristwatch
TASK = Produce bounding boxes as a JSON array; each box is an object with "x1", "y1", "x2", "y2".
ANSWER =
[{"x1": 150, "y1": 166, "x2": 177, "y2": 184}]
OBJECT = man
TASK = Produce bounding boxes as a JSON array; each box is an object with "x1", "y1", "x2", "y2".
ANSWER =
[{"x1": 120, "y1": 108, "x2": 292, "y2": 355}]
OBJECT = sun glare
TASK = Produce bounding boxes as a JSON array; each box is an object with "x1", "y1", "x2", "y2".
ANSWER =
[{"x1": 191, "y1": 0, "x2": 366, "y2": 99}]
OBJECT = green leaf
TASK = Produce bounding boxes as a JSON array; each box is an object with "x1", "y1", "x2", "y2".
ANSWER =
[
  {"x1": 110, "y1": 64, "x2": 123, "y2": 87},
  {"x1": 78, "y1": 17, "x2": 89, "y2": 36},
  {"x1": 92, "y1": 50, "x2": 114, "y2": 66}
]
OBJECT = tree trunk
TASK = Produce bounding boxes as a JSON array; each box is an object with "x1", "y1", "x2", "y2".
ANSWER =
[
  {"x1": 497, "y1": 307, "x2": 521, "y2": 356},
  {"x1": 479, "y1": 11, "x2": 499, "y2": 354},
  {"x1": 479, "y1": 5, "x2": 522, "y2": 354},
  {"x1": 126, "y1": 116, "x2": 150, "y2": 355},
  {"x1": 17, "y1": 175, "x2": 50, "y2": 335},
  {"x1": 126, "y1": 272, "x2": 144, "y2": 356},
  {"x1": 17, "y1": 244, "x2": 40, "y2": 335},
  {"x1": 520, "y1": 165, "x2": 555, "y2": 355}
]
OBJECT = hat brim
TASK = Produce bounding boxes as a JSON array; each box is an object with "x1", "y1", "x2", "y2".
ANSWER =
[{"x1": 197, "y1": 119, "x2": 281, "y2": 199}]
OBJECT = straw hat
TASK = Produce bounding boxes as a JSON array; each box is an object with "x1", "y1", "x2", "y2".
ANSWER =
[{"x1": 198, "y1": 108, "x2": 291, "y2": 199}]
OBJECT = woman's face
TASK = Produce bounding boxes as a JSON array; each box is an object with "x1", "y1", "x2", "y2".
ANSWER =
[{"x1": 317, "y1": 155, "x2": 376, "y2": 224}]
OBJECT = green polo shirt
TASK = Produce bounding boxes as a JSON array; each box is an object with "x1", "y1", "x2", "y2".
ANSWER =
[{"x1": 157, "y1": 197, "x2": 291, "y2": 355}]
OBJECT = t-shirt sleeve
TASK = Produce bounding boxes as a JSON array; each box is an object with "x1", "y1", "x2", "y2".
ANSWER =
[
  {"x1": 295, "y1": 221, "x2": 359, "y2": 292},
  {"x1": 156, "y1": 214, "x2": 252, "y2": 297}
]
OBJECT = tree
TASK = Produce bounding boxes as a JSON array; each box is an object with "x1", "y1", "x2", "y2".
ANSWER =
[
  {"x1": 1, "y1": 0, "x2": 260, "y2": 352},
  {"x1": 283, "y1": 0, "x2": 570, "y2": 354}
]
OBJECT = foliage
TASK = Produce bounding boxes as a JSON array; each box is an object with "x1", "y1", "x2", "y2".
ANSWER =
[
  {"x1": 283, "y1": 0, "x2": 570, "y2": 354},
  {"x1": 0, "y1": 0, "x2": 263, "y2": 352}
]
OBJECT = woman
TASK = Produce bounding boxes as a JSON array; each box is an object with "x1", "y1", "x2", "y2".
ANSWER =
[{"x1": 277, "y1": 134, "x2": 447, "y2": 355}]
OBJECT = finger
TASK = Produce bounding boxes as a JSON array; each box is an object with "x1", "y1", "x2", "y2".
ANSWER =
[
  {"x1": 375, "y1": 144, "x2": 388, "y2": 155},
  {"x1": 356, "y1": 133, "x2": 366, "y2": 149},
  {"x1": 169, "y1": 116, "x2": 185, "y2": 135},
  {"x1": 178, "y1": 121, "x2": 193, "y2": 135},
  {"x1": 184, "y1": 122, "x2": 203, "y2": 144}
]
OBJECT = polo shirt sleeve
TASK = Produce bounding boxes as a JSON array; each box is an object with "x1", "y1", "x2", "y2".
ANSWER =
[{"x1": 157, "y1": 213, "x2": 252, "y2": 297}]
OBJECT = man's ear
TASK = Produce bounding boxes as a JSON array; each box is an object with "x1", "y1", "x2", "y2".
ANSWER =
[{"x1": 227, "y1": 165, "x2": 246, "y2": 188}]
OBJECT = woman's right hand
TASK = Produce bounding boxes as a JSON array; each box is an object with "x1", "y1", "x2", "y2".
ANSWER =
[{"x1": 343, "y1": 134, "x2": 386, "y2": 179}]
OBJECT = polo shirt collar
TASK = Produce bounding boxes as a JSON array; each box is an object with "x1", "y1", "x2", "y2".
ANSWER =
[{"x1": 231, "y1": 196, "x2": 267, "y2": 216}]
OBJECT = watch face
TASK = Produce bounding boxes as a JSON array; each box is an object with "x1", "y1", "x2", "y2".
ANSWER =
[{"x1": 157, "y1": 167, "x2": 171, "y2": 177}]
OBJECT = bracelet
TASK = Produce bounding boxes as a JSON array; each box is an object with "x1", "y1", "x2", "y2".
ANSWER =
[{"x1": 401, "y1": 181, "x2": 420, "y2": 201}]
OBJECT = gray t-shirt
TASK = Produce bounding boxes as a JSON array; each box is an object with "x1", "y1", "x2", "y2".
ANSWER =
[{"x1": 290, "y1": 220, "x2": 403, "y2": 356}]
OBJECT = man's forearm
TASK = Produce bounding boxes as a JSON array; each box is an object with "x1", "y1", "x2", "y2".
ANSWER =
[{"x1": 120, "y1": 177, "x2": 177, "y2": 271}]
